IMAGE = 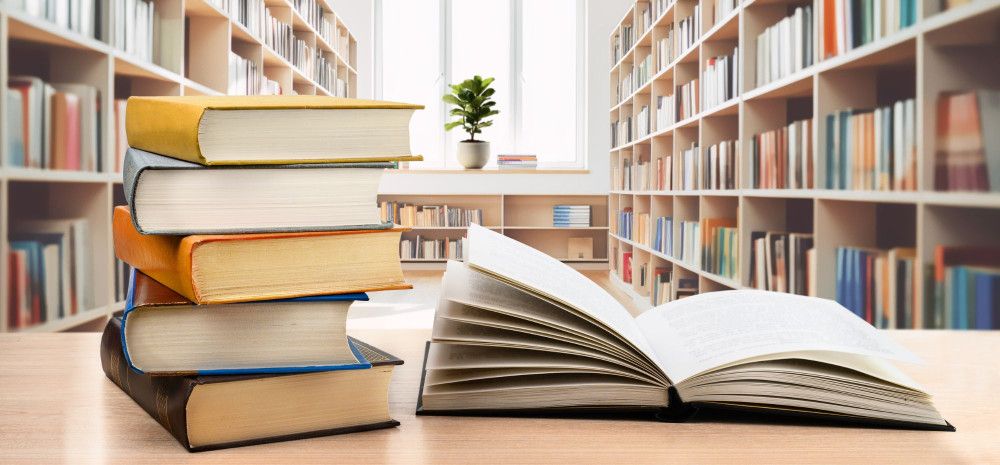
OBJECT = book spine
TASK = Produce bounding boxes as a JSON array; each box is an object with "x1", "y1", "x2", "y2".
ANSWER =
[{"x1": 100, "y1": 317, "x2": 195, "y2": 450}]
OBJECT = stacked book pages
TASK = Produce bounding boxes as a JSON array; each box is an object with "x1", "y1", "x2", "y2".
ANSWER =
[
  {"x1": 553, "y1": 205, "x2": 592, "y2": 228},
  {"x1": 103, "y1": 95, "x2": 422, "y2": 452},
  {"x1": 497, "y1": 154, "x2": 537, "y2": 169}
]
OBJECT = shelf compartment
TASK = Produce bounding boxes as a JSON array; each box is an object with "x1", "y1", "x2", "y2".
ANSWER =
[
  {"x1": 504, "y1": 228, "x2": 609, "y2": 263},
  {"x1": 503, "y1": 195, "x2": 608, "y2": 228}
]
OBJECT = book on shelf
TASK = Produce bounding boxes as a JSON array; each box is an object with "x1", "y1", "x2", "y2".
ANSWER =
[
  {"x1": 114, "y1": 99, "x2": 127, "y2": 172},
  {"x1": 399, "y1": 236, "x2": 467, "y2": 261},
  {"x1": 656, "y1": 94, "x2": 676, "y2": 131},
  {"x1": 124, "y1": 148, "x2": 392, "y2": 234},
  {"x1": 755, "y1": 5, "x2": 813, "y2": 88},
  {"x1": 265, "y1": 7, "x2": 293, "y2": 62},
  {"x1": 553, "y1": 205, "x2": 592, "y2": 228},
  {"x1": 125, "y1": 96, "x2": 423, "y2": 166},
  {"x1": 101, "y1": 316, "x2": 402, "y2": 452},
  {"x1": 633, "y1": 213, "x2": 651, "y2": 246},
  {"x1": 6, "y1": 90, "x2": 25, "y2": 166},
  {"x1": 112, "y1": 206, "x2": 409, "y2": 304},
  {"x1": 750, "y1": 232, "x2": 816, "y2": 298},
  {"x1": 825, "y1": 98, "x2": 916, "y2": 191},
  {"x1": 15, "y1": 0, "x2": 99, "y2": 39},
  {"x1": 702, "y1": 46, "x2": 739, "y2": 110},
  {"x1": 611, "y1": 23, "x2": 633, "y2": 64},
  {"x1": 820, "y1": 0, "x2": 917, "y2": 59},
  {"x1": 680, "y1": 143, "x2": 699, "y2": 189},
  {"x1": 702, "y1": 140, "x2": 738, "y2": 190},
  {"x1": 653, "y1": 269, "x2": 698, "y2": 306},
  {"x1": 835, "y1": 246, "x2": 919, "y2": 329},
  {"x1": 615, "y1": 207, "x2": 634, "y2": 240},
  {"x1": 379, "y1": 202, "x2": 484, "y2": 228},
  {"x1": 677, "y1": 79, "x2": 699, "y2": 121},
  {"x1": 712, "y1": 0, "x2": 738, "y2": 24},
  {"x1": 498, "y1": 154, "x2": 538, "y2": 169},
  {"x1": 622, "y1": 250, "x2": 634, "y2": 283},
  {"x1": 934, "y1": 90, "x2": 1000, "y2": 192},
  {"x1": 928, "y1": 246, "x2": 1000, "y2": 330},
  {"x1": 653, "y1": 216, "x2": 674, "y2": 256},
  {"x1": 700, "y1": 218, "x2": 737, "y2": 279},
  {"x1": 232, "y1": 0, "x2": 266, "y2": 41},
  {"x1": 7, "y1": 76, "x2": 101, "y2": 171},
  {"x1": 636, "y1": 104, "x2": 651, "y2": 139},
  {"x1": 416, "y1": 225, "x2": 951, "y2": 430},
  {"x1": 751, "y1": 118, "x2": 814, "y2": 189},
  {"x1": 114, "y1": 0, "x2": 156, "y2": 62},
  {"x1": 120, "y1": 269, "x2": 370, "y2": 374},
  {"x1": 656, "y1": 24, "x2": 676, "y2": 71},
  {"x1": 654, "y1": 155, "x2": 672, "y2": 190},
  {"x1": 676, "y1": 6, "x2": 701, "y2": 56},
  {"x1": 227, "y1": 52, "x2": 263, "y2": 96},
  {"x1": 679, "y1": 220, "x2": 701, "y2": 268},
  {"x1": 8, "y1": 217, "x2": 91, "y2": 329}
]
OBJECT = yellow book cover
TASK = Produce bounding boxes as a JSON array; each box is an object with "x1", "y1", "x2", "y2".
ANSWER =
[{"x1": 126, "y1": 95, "x2": 424, "y2": 165}]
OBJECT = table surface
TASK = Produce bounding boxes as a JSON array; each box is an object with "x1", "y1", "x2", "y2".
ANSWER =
[{"x1": 1, "y1": 330, "x2": 998, "y2": 464}]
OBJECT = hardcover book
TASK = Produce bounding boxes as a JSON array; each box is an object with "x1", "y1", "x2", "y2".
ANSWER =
[
  {"x1": 122, "y1": 269, "x2": 370, "y2": 375},
  {"x1": 416, "y1": 225, "x2": 953, "y2": 431},
  {"x1": 123, "y1": 148, "x2": 393, "y2": 234},
  {"x1": 101, "y1": 317, "x2": 403, "y2": 452},
  {"x1": 125, "y1": 95, "x2": 424, "y2": 165},
  {"x1": 112, "y1": 206, "x2": 410, "y2": 304}
]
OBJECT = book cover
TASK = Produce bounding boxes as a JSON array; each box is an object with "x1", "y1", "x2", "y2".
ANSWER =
[{"x1": 125, "y1": 96, "x2": 424, "y2": 165}]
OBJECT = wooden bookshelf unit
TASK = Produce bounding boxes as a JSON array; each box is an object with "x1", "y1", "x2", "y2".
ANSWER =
[
  {"x1": 0, "y1": 1, "x2": 358, "y2": 332},
  {"x1": 608, "y1": 0, "x2": 1000, "y2": 321},
  {"x1": 379, "y1": 194, "x2": 609, "y2": 267}
]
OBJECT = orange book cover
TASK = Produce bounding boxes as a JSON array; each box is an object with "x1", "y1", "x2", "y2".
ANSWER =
[
  {"x1": 113, "y1": 207, "x2": 411, "y2": 304},
  {"x1": 823, "y1": 0, "x2": 838, "y2": 58}
]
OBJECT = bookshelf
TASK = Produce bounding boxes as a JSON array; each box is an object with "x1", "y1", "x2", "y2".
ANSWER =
[
  {"x1": 0, "y1": 1, "x2": 359, "y2": 332},
  {"x1": 378, "y1": 194, "x2": 609, "y2": 267},
  {"x1": 608, "y1": 0, "x2": 1000, "y2": 320}
]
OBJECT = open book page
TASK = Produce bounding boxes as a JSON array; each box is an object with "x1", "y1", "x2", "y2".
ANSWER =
[
  {"x1": 465, "y1": 225, "x2": 661, "y2": 371},
  {"x1": 636, "y1": 290, "x2": 920, "y2": 384}
]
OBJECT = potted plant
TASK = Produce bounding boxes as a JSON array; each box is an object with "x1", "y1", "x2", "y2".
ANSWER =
[{"x1": 443, "y1": 75, "x2": 499, "y2": 169}]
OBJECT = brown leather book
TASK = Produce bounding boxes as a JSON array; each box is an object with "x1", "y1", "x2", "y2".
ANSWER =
[
  {"x1": 112, "y1": 206, "x2": 411, "y2": 304},
  {"x1": 101, "y1": 316, "x2": 403, "y2": 452}
]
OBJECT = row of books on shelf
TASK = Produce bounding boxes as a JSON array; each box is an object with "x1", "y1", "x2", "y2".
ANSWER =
[
  {"x1": 264, "y1": 7, "x2": 296, "y2": 62},
  {"x1": 677, "y1": 79, "x2": 699, "y2": 121},
  {"x1": 652, "y1": 268, "x2": 698, "y2": 305},
  {"x1": 636, "y1": 105, "x2": 651, "y2": 139},
  {"x1": 756, "y1": 5, "x2": 814, "y2": 87},
  {"x1": 611, "y1": 23, "x2": 633, "y2": 64},
  {"x1": 835, "y1": 246, "x2": 915, "y2": 329},
  {"x1": 6, "y1": 76, "x2": 102, "y2": 172},
  {"x1": 751, "y1": 231, "x2": 816, "y2": 297},
  {"x1": 675, "y1": 7, "x2": 701, "y2": 59},
  {"x1": 825, "y1": 98, "x2": 916, "y2": 191},
  {"x1": 703, "y1": 46, "x2": 739, "y2": 110},
  {"x1": 497, "y1": 154, "x2": 537, "y2": 169},
  {"x1": 820, "y1": 0, "x2": 917, "y2": 59},
  {"x1": 553, "y1": 205, "x2": 592, "y2": 228},
  {"x1": 934, "y1": 90, "x2": 1000, "y2": 192},
  {"x1": 611, "y1": 116, "x2": 632, "y2": 148},
  {"x1": 701, "y1": 218, "x2": 737, "y2": 279},
  {"x1": 228, "y1": 52, "x2": 279, "y2": 96},
  {"x1": 679, "y1": 143, "x2": 699, "y2": 190},
  {"x1": 751, "y1": 118, "x2": 815, "y2": 189},
  {"x1": 621, "y1": 54, "x2": 654, "y2": 100},
  {"x1": 7, "y1": 218, "x2": 93, "y2": 330},
  {"x1": 378, "y1": 202, "x2": 484, "y2": 228},
  {"x1": 656, "y1": 94, "x2": 676, "y2": 130},
  {"x1": 615, "y1": 207, "x2": 633, "y2": 240},
  {"x1": 703, "y1": 140, "x2": 738, "y2": 190},
  {"x1": 399, "y1": 236, "x2": 467, "y2": 261},
  {"x1": 655, "y1": 25, "x2": 677, "y2": 71},
  {"x1": 13, "y1": 0, "x2": 99, "y2": 39},
  {"x1": 615, "y1": 156, "x2": 675, "y2": 191},
  {"x1": 230, "y1": 0, "x2": 266, "y2": 41},
  {"x1": 929, "y1": 246, "x2": 1000, "y2": 330},
  {"x1": 712, "y1": 0, "x2": 738, "y2": 24},
  {"x1": 653, "y1": 216, "x2": 674, "y2": 256}
]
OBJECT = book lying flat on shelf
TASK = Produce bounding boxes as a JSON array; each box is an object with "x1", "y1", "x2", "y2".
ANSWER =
[
  {"x1": 124, "y1": 148, "x2": 392, "y2": 234},
  {"x1": 113, "y1": 207, "x2": 409, "y2": 304},
  {"x1": 417, "y1": 225, "x2": 952, "y2": 430},
  {"x1": 121, "y1": 269, "x2": 370, "y2": 374},
  {"x1": 125, "y1": 96, "x2": 424, "y2": 165},
  {"x1": 102, "y1": 317, "x2": 402, "y2": 452}
]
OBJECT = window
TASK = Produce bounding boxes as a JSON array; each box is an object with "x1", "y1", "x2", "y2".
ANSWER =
[{"x1": 376, "y1": 0, "x2": 584, "y2": 168}]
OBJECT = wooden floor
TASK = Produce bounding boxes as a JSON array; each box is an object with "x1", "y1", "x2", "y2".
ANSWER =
[{"x1": 349, "y1": 269, "x2": 635, "y2": 330}]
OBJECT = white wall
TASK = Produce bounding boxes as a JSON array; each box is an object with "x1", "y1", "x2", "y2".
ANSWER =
[{"x1": 333, "y1": 0, "x2": 632, "y2": 195}]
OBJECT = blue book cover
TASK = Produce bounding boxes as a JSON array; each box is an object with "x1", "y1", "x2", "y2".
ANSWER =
[
  {"x1": 835, "y1": 248, "x2": 845, "y2": 308},
  {"x1": 974, "y1": 273, "x2": 995, "y2": 330},
  {"x1": 121, "y1": 268, "x2": 372, "y2": 375},
  {"x1": 955, "y1": 267, "x2": 968, "y2": 330},
  {"x1": 839, "y1": 110, "x2": 851, "y2": 189}
]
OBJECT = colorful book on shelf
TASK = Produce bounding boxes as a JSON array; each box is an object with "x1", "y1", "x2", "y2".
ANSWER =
[
  {"x1": 416, "y1": 226, "x2": 952, "y2": 430},
  {"x1": 123, "y1": 148, "x2": 393, "y2": 234},
  {"x1": 101, "y1": 316, "x2": 402, "y2": 452},
  {"x1": 934, "y1": 90, "x2": 1000, "y2": 192},
  {"x1": 120, "y1": 269, "x2": 370, "y2": 375},
  {"x1": 8, "y1": 76, "x2": 46, "y2": 168},
  {"x1": 112, "y1": 206, "x2": 410, "y2": 304},
  {"x1": 125, "y1": 96, "x2": 424, "y2": 166},
  {"x1": 6, "y1": 89, "x2": 25, "y2": 166},
  {"x1": 931, "y1": 246, "x2": 1000, "y2": 329}
]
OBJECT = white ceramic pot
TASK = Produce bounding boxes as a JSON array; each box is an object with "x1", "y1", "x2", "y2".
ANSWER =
[{"x1": 457, "y1": 141, "x2": 490, "y2": 169}]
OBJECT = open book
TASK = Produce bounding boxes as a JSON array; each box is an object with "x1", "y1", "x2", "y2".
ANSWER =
[{"x1": 416, "y1": 225, "x2": 952, "y2": 430}]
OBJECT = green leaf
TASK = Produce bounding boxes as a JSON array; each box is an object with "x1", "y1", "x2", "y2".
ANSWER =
[
  {"x1": 444, "y1": 121, "x2": 464, "y2": 131},
  {"x1": 442, "y1": 94, "x2": 463, "y2": 106}
]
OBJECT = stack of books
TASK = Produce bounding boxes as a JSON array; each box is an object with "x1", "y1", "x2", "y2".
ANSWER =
[
  {"x1": 103, "y1": 95, "x2": 422, "y2": 452},
  {"x1": 553, "y1": 205, "x2": 592, "y2": 228},
  {"x1": 497, "y1": 154, "x2": 538, "y2": 169},
  {"x1": 379, "y1": 202, "x2": 484, "y2": 227}
]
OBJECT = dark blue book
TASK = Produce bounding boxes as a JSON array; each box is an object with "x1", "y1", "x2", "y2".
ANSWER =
[{"x1": 122, "y1": 269, "x2": 371, "y2": 375}]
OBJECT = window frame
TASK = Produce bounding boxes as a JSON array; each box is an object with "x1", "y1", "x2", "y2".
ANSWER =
[{"x1": 374, "y1": 0, "x2": 588, "y2": 169}]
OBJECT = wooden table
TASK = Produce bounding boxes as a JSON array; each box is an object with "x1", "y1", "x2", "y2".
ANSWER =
[{"x1": 1, "y1": 330, "x2": 998, "y2": 464}]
